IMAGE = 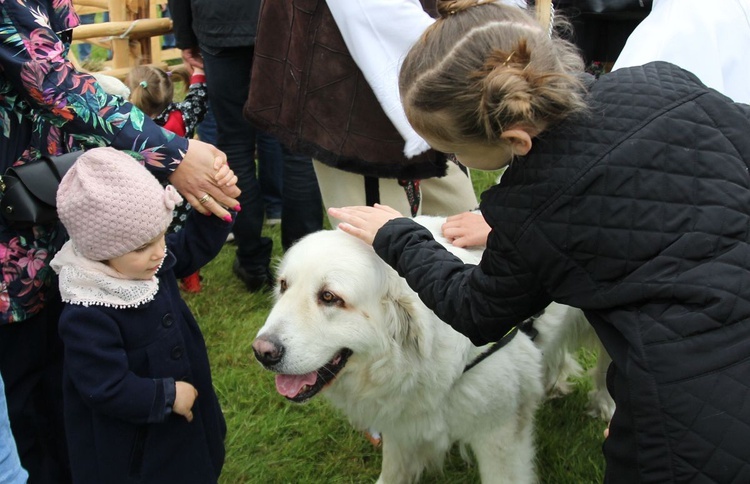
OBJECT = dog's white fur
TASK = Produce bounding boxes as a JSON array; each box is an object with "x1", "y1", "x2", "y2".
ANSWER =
[{"x1": 254, "y1": 216, "x2": 612, "y2": 483}]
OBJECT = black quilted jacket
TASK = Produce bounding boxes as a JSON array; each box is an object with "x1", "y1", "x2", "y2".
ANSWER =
[{"x1": 374, "y1": 62, "x2": 750, "y2": 483}]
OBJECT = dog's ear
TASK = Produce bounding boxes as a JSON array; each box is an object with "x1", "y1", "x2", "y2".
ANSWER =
[{"x1": 382, "y1": 275, "x2": 431, "y2": 358}]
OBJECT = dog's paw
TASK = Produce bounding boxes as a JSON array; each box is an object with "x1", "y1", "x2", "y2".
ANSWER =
[
  {"x1": 544, "y1": 352, "x2": 583, "y2": 398},
  {"x1": 586, "y1": 388, "x2": 615, "y2": 421}
]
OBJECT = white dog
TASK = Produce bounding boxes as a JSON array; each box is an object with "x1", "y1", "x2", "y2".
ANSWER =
[{"x1": 253, "y1": 216, "x2": 611, "y2": 483}]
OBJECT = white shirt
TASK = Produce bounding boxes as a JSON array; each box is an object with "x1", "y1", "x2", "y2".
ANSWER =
[{"x1": 613, "y1": 0, "x2": 750, "y2": 104}]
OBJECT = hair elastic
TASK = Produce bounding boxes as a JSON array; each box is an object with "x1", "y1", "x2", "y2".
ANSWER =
[
  {"x1": 139, "y1": 81, "x2": 148, "y2": 88},
  {"x1": 447, "y1": 0, "x2": 488, "y2": 15}
]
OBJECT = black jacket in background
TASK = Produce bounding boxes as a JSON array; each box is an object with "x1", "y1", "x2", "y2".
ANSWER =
[
  {"x1": 168, "y1": 0, "x2": 260, "y2": 49},
  {"x1": 374, "y1": 62, "x2": 750, "y2": 483}
]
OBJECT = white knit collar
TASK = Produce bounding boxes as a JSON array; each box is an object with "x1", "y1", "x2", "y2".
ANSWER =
[{"x1": 50, "y1": 241, "x2": 164, "y2": 308}]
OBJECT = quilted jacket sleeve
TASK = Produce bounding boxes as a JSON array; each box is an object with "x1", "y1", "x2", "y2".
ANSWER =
[{"x1": 374, "y1": 218, "x2": 551, "y2": 345}]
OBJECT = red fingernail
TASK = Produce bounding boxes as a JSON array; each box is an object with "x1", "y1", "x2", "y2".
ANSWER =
[
  {"x1": 234, "y1": 204, "x2": 242, "y2": 212},
  {"x1": 223, "y1": 215, "x2": 232, "y2": 223}
]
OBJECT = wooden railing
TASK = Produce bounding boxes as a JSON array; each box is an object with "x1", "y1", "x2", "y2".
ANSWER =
[{"x1": 70, "y1": 0, "x2": 182, "y2": 79}]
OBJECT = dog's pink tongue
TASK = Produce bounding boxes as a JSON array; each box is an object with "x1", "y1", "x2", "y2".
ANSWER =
[{"x1": 275, "y1": 372, "x2": 317, "y2": 398}]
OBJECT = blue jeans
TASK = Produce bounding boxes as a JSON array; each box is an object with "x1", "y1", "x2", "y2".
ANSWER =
[
  {"x1": 0, "y1": 294, "x2": 71, "y2": 483},
  {"x1": 159, "y1": 5, "x2": 176, "y2": 49},
  {"x1": 77, "y1": 12, "x2": 110, "y2": 60},
  {"x1": 200, "y1": 45, "x2": 322, "y2": 272},
  {"x1": 0, "y1": 374, "x2": 27, "y2": 484}
]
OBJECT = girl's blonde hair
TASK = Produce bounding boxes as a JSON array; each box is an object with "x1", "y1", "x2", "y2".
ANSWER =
[
  {"x1": 125, "y1": 65, "x2": 191, "y2": 118},
  {"x1": 399, "y1": 0, "x2": 588, "y2": 145}
]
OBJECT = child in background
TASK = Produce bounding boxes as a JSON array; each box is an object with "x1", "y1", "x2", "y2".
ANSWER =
[
  {"x1": 330, "y1": 1, "x2": 750, "y2": 483},
  {"x1": 51, "y1": 147, "x2": 231, "y2": 483},
  {"x1": 126, "y1": 64, "x2": 209, "y2": 292}
]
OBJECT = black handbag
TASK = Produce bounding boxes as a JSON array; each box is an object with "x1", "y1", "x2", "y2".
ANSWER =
[{"x1": 0, "y1": 151, "x2": 84, "y2": 227}]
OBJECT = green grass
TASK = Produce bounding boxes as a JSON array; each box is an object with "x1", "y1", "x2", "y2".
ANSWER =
[{"x1": 185, "y1": 169, "x2": 606, "y2": 483}]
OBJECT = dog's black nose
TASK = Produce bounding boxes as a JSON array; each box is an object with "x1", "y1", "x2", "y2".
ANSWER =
[{"x1": 252, "y1": 336, "x2": 284, "y2": 366}]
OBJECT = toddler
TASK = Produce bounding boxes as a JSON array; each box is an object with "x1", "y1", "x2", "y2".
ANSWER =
[
  {"x1": 126, "y1": 64, "x2": 209, "y2": 292},
  {"x1": 51, "y1": 147, "x2": 231, "y2": 483}
]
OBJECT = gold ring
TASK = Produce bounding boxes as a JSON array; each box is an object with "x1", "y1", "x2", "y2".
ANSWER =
[{"x1": 198, "y1": 194, "x2": 212, "y2": 205}]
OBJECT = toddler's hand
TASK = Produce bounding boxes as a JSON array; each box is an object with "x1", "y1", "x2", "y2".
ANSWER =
[{"x1": 173, "y1": 381, "x2": 198, "y2": 422}]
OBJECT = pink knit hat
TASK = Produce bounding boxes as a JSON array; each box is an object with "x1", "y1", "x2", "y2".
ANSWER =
[{"x1": 57, "y1": 147, "x2": 183, "y2": 261}]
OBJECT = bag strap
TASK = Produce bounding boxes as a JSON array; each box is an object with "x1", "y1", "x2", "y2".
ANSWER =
[{"x1": 40, "y1": 151, "x2": 84, "y2": 181}]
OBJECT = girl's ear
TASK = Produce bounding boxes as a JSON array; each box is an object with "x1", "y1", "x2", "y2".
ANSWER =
[{"x1": 500, "y1": 128, "x2": 534, "y2": 156}]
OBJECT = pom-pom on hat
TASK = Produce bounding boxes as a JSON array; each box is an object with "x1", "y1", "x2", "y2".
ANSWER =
[{"x1": 57, "y1": 147, "x2": 183, "y2": 261}]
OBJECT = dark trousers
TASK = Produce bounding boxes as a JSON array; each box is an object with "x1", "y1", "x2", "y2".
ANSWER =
[
  {"x1": 200, "y1": 45, "x2": 322, "y2": 271},
  {"x1": 0, "y1": 293, "x2": 71, "y2": 484}
]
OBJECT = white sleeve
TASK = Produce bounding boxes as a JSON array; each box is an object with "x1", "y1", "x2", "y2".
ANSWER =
[
  {"x1": 325, "y1": 0, "x2": 433, "y2": 157},
  {"x1": 612, "y1": 0, "x2": 750, "y2": 104}
]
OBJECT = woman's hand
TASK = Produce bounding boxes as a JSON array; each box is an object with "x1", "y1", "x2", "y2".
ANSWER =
[
  {"x1": 169, "y1": 139, "x2": 240, "y2": 221},
  {"x1": 180, "y1": 46, "x2": 204, "y2": 70},
  {"x1": 441, "y1": 211, "x2": 491, "y2": 248},
  {"x1": 327, "y1": 204, "x2": 404, "y2": 245}
]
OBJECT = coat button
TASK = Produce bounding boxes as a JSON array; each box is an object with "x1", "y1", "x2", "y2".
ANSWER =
[
  {"x1": 171, "y1": 346, "x2": 183, "y2": 360},
  {"x1": 162, "y1": 313, "x2": 174, "y2": 328}
]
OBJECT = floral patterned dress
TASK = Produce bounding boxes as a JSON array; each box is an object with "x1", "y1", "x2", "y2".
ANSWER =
[{"x1": 0, "y1": 0, "x2": 189, "y2": 324}]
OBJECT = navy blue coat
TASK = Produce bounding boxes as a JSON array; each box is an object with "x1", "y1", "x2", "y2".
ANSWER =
[
  {"x1": 59, "y1": 211, "x2": 231, "y2": 483},
  {"x1": 375, "y1": 62, "x2": 750, "y2": 483}
]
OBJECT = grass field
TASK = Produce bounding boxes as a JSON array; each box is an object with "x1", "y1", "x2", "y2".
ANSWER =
[{"x1": 184, "y1": 169, "x2": 607, "y2": 483}]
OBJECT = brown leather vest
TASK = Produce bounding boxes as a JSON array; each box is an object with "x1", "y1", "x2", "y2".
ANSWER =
[{"x1": 244, "y1": 0, "x2": 447, "y2": 180}]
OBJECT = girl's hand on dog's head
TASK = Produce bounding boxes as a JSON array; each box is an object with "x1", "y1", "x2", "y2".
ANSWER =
[
  {"x1": 173, "y1": 381, "x2": 198, "y2": 422},
  {"x1": 328, "y1": 204, "x2": 403, "y2": 245}
]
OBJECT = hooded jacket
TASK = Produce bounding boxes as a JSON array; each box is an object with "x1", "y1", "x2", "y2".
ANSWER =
[{"x1": 374, "y1": 62, "x2": 750, "y2": 483}]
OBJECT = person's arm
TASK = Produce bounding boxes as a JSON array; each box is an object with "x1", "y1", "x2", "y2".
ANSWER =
[
  {"x1": 167, "y1": 208, "x2": 234, "y2": 279},
  {"x1": 329, "y1": 204, "x2": 549, "y2": 345},
  {"x1": 374, "y1": 217, "x2": 550, "y2": 345},
  {"x1": 167, "y1": 0, "x2": 198, "y2": 50},
  {"x1": 0, "y1": 0, "x2": 238, "y2": 217},
  {"x1": 175, "y1": 71, "x2": 208, "y2": 137},
  {"x1": 0, "y1": 1, "x2": 183, "y2": 173},
  {"x1": 167, "y1": 0, "x2": 204, "y2": 69}
]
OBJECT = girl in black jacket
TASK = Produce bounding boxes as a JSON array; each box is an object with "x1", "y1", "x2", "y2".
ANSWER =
[{"x1": 330, "y1": 1, "x2": 750, "y2": 482}]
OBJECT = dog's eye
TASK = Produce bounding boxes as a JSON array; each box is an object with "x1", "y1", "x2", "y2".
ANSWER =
[
  {"x1": 319, "y1": 290, "x2": 340, "y2": 305},
  {"x1": 279, "y1": 279, "x2": 288, "y2": 293}
]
